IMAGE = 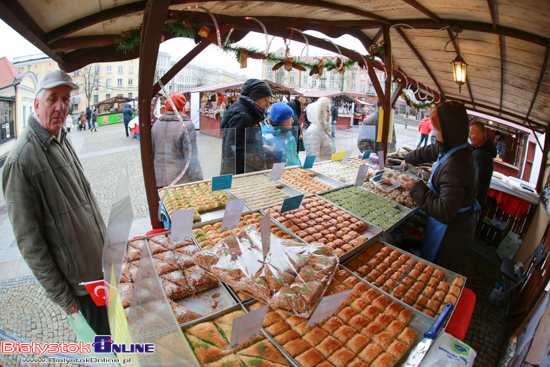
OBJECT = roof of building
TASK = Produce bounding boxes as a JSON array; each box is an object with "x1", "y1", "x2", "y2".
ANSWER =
[{"x1": 0, "y1": 57, "x2": 19, "y2": 89}]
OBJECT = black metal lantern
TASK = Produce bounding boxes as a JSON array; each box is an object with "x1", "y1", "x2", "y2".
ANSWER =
[{"x1": 452, "y1": 54, "x2": 468, "y2": 92}]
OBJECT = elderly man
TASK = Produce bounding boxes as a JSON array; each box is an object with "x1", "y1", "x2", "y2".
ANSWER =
[
  {"x1": 2, "y1": 70, "x2": 108, "y2": 335},
  {"x1": 469, "y1": 121, "x2": 497, "y2": 208}
]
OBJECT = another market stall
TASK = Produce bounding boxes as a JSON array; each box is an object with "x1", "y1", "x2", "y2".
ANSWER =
[
  {"x1": 91, "y1": 95, "x2": 135, "y2": 126},
  {"x1": 301, "y1": 90, "x2": 368, "y2": 128}
]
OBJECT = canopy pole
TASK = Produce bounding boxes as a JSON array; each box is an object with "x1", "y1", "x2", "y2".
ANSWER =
[
  {"x1": 380, "y1": 26, "x2": 393, "y2": 158},
  {"x1": 138, "y1": 0, "x2": 171, "y2": 229},
  {"x1": 536, "y1": 126, "x2": 550, "y2": 194}
]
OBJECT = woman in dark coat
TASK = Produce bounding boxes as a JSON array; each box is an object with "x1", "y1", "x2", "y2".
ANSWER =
[
  {"x1": 122, "y1": 103, "x2": 134, "y2": 137},
  {"x1": 399, "y1": 101, "x2": 477, "y2": 272},
  {"x1": 286, "y1": 98, "x2": 302, "y2": 151},
  {"x1": 220, "y1": 79, "x2": 273, "y2": 175}
]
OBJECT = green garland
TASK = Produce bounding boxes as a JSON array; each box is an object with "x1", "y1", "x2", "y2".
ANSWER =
[{"x1": 401, "y1": 91, "x2": 434, "y2": 110}]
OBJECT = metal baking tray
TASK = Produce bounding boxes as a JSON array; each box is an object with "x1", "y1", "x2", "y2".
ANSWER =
[
  {"x1": 319, "y1": 185, "x2": 416, "y2": 233},
  {"x1": 122, "y1": 233, "x2": 238, "y2": 330},
  {"x1": 341, "y1": 239, "x2": 466, "y2": 321},
  {"x1": 310, "y1": 161, "x2": 363, "y2": 185},
  {"x1": 228, "y1": 175, "x2": 303, "y2": 211},
  {"x1": 260, "y1": 196, "x2": 383, "y2": 263},
  {"x1": 269, "y1": 168, "x2": 345, "y2": 195}
]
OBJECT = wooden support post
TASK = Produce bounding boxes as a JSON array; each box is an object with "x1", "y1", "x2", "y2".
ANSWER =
[
  {"x1": 390, "y1": 79, "x2": 406, "y2": 107},
  {"x1": 138, "y1": 0, "x2": 171, "y2": 229},
  {"x1": 380, "y1": 26, "x2": 393, "y2": 157}
]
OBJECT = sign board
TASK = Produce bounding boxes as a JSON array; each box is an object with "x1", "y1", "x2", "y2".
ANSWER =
[
  {"x1": 171, "y1": 209, "x2": 195, "y2": 243},
  {"x1": 303, "y1": 155, "x2": 316, "y2": 169},
  {"x1": 221, "y1": 199, "x2": 245, "y2": 231},
  {"x1": 306, "y1": 290, "x2": 353, "y2": 329},
  {"x1": 280, "y1": 195, "x2": 305, "y2": 214},
  {"x1": 230, "y1": 305, "x2": 269, "y2": 349},
  {"x1": 270, "y1": 162, "x2": 286, "y2": 181},
  {"x1": 212, "y1": 175, "x2": 233, "y2": 191}
]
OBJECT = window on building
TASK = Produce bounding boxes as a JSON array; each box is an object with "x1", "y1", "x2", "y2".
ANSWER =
[
  {"x1": 73, "y1": 70, "x2": 80, "y2": 76},
  {"x1": 329, "y1": 81, "x2": 334, "y2": 87},
  {"x1": 18, "y1": 67, "x2": 22, "y2": 73},
  {"x1": 303, "y1": 78, "x2": 308, "y2": 85},
  {"x1": 118, "y1": 66, "x2": 123, "y2": 73},
  {"x1": 266, "y1": 76, "x2": 271, "y2": 81},
  {"x1": 27, "y1": 65, "x2": 31, "y2": 71},
  {"x1": 129, "y1": 93, "x2": 133, "y2": 98},
  {"x1": 93, "y1": 79, "x2": 99, "y2": 86},
  {"x1": 267, "y1": 66, "x2": 272, "y2": 72},
  {"x1": 105, "y1": 94, "x2": 111, "y2": 99},
  {"x1": 93, "y1": 95, "x2": 98, "y2": 103},
  {"x1": 290, "y1": 77, "x2": 295, "y2": 83},
  {"x1": 360, "y1": 74, "x2": 366, "y2": 81},
  {"x1": 352, "y1": 73, "x2": 356, "y2": 79},
  {"x1": 107, "y1": 66, "x2": 112, "y2": 73},
  {"x1": 351, "y1": 84, "x2": 356, "y2": 90},
  {"x1": 129, "y1": 66, "x2": 134, "y2": 74},
  {"x1": 94, "y1": 65, "x2": 100, "y2": 73},
  {"x1": 312, "y1": 80, "x2": 316, "y2": 86},
  {"x1": 368, "y1": 86, "x2": 375, "y2": 95},
  {"x1": 320, "y1": 81, "x2": 326, "y2": 88},
  {"x1": 106, "y1": 78, "x2": 111, "y2": 86},
  {"x1": 360, "y1": 85, "x2": 365, "y2": 92},
  {"x1": 128, "y1": 79, "x2": 133, "y2": 85},
  {"x1": 117, "y1": 78, "x2": 123, "y2": 86},
  {"x1": 330, "y1": 71, "x2": 334, "y2": 76}
]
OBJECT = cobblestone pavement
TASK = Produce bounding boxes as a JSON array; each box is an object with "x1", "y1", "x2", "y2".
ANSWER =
[{"x1": 0, "y1": 121, "x2": 515, "y2": 366}]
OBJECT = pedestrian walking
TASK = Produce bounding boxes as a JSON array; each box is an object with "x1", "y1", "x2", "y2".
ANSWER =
[
  {"x1": 417, "y1": 116, "x2": 432, "y2": 147},
  {"x1": 2, "y1": 70, "x2": 108, "y2": 335},
  {"x1": 79, "y1": 110, "x2": 86, "y2": 131},
  {"x1": 86, "y1": 106, "x2": 92, "y2": 130},
  {"x1": 91, "y1": 107, "x2": 97, "y2": 132},
  {"x1": 123, "y1": 103, "x2": 133, "y2": 137}
]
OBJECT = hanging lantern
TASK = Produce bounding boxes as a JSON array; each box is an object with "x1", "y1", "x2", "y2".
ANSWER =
[{"x1": 452, "y1": 54, "x2": 467, "y2": 92}]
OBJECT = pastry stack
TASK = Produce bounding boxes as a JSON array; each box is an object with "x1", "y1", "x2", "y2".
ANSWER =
[
  {"x1": 361, "y1": 181, "x2": 417, "y2": 209},
  {"x1": 192, "y1": 212, "x2": 295, "y2": 250},
  {"x1": 279, "y1": 168, "x2": 333, "y2": 194},
  {"x1": 159, "y1": 182, "x2": 231, "y2": 221},
  {"x1": 184, "y1": 309, "x2": 290, "y2": 367},
  {"x1": 228, "y1": 175, "x2": 291, "y2": 210},
  {"x1": 193, "y1": 226, "x2": 339, "y2": 317},
  {"x1": 249, "y1": 268, "x2": 418, "y2": 367},
  {"x1": 311, "y1": 161, "x2": 365, "y2": 184},
  {"x1": 120, "y1": 234, "x2": 219, "y2": 324},
  {"x1": 345, "y1": 243, "x2": 464, "y2": 317},
  {"x1": 269, "y1": 197, "x2": 369, "y2": 257}
]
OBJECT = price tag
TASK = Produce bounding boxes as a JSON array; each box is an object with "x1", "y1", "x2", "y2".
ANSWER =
[
  {"x1": 306, "y1": 290, "x2": 353, "y2": 329},
  {"x1": 280, "y1": 195, "x2": 304, "y2": 214},
  {"x1": 260, "y1": 210, "x2": 272, "y2": 259},
  {"x1": 303, "y1": 155, "x2": 316, "y2": 169},
  {"x1": 171, "y1": 209, "x2": 195, "y2": 243},
  {"x1": 270, "y1": 162, "x2": 286, "y2": 181},
  {"x1": 355, "y1": 165, "x2": 370, "y2": 187},
  {"x1": 221, "y1": 199, "x2": 245, "y2": 231},
  {"x1": 378, "y1": 151, "x2": 385, "y2": 170},
  {"x1": 362, "y1": 150, "x2": 372, "y2": 160},
  {"x1": 372, "y1": 171, "x2": 384, "y2": 183},
  {"x1": 341, "y1": 150, "x2": 353, "y2": 165},
  {"x1": 331, "y1": 151, "x2": 346, "y2": 161},
  {"x1": 212, "y1": 174, "x2": 233, "y2": 191},
  {"x1": 230, "y1": 304, "x2": 269, "y2": 349}
]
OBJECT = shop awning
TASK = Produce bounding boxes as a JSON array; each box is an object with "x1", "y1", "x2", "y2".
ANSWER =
[{"x1": 301, "y1": 90, "x2": 368, "y2": 105}]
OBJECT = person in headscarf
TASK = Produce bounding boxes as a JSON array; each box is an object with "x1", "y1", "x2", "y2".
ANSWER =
[
  {"x1": 152, "y1": 93, "x2": 203, "y2": 188},
  {"x1": 262, "y1": 103, "x2": 300, "y2": 168},
  {"x1": 303, "y1": 97, "x2": 335, "y2": 161},
  {"x1": 399, "y1": 101, "x2": 477, "y2": 273},
  {"x1": 220, "y1": 79, "x2": 273, "y2": 174},
  {"x1": 122, "y1": 102, "x2": 134, "y2": 137}
]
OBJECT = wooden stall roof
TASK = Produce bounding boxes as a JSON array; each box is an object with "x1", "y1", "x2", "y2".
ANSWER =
[
  {"x1": 90, "y1": 95, "x2": 135, "y2": 108},
  {"x1": 184, "y1": 80, "x2": 303, "y2": 96},
  {"x1": 1, "y1": 0, "x2": 548, "y2": 132},
  {"x1": 302, "y1": 90, "x2": 368, "y2": 105}
]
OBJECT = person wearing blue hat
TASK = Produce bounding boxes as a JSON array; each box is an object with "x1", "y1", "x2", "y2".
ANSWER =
[{"x1": 262, "y1": 102, "x2": 300, "y2": 167}]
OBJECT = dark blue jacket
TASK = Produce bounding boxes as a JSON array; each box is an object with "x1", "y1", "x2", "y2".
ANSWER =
[{"x1": 123, "y1": 103, "x2": 133, "y2": 124}]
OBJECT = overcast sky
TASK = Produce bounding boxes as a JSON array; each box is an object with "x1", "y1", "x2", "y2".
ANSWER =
[{"x1": 0, "y1": 19, "x2": 367, "y2": 79}]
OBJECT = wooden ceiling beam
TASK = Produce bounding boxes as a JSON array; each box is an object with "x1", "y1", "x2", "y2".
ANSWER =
[
  {"x1": 0, "y1": 0, "x2": 68, "y2": 69},
  {"x1": 499, "y1": 36, "x2": 505, "y2": 117},
  {"x1": 373, "y1": 28, "x2": 384, "y2": 44},
  {"x1": 171, "y1": 0, "x2": 391, "y2": 24},
  {"x1": 50, "y1": 35, "x2": 119, "y2": 52},
  {"x1": 487, "y1": 0, "x2": 497, "y2": 29},
  {"x1": 395, "y1": 27, "x2": 445, "y2": 96},
  {"x1": 46, "y1": 1, "x2": 147, "y2": 43},
  {"x1": 524, "y1": 45, "x2": 550, "y2": 122},
  {"x1": 401, "y1": 0, "x2": 440, "y2": 23}
]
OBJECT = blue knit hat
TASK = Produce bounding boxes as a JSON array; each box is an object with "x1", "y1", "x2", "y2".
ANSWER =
[{"x1": 270, "y1": 103, "x2": 294, "y2": 125}]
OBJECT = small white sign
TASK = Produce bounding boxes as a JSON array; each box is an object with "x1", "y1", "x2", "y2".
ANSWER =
[
  {"x1": 221, "y1": 199, "x2": 246, "y2": 231},
  {"x1": 355, "y1": 165, "x2": 370, "y2": 187},
  {"x1": 230, "y1": 304, "x2": 269, "y2": 349},
  {"x1": 341, "y1": 150, "x2": 353, "y2": 165},
  {"x1": 270, "y1": 162, "x2": 286, "y2": 181},
  {"x1": 306, "y1": 290, "x2": 353, "y2": 329},
  {"x1": 378, "y1": 151, "x2": 385, "y2": 170},
  {"x1": 171, "y1": 209, "x2": 195, "y2": 243},
  {"x1": 260, "y1": 210, "x2": 272, "y2": 260}
]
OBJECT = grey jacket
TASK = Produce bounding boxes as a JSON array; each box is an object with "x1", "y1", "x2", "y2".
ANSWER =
[
  {"x1": 152, "y1": 111, "x2": 203, "y2": 187},
  {"x1": 357, "y1": 109, "x2": 397, "y2": 152},
  {"x1": 2, "y1": 115, "x2": 106, "y2": 310}
]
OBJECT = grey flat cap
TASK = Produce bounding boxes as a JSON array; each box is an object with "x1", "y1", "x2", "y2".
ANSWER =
[{"x1": 36, "y1": 70, "x2": 79, "y2": 95}]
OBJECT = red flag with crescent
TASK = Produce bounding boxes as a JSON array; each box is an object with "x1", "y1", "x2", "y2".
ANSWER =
[{"x1": 81, "y1": 280, "x2": 109, "y2": 307}]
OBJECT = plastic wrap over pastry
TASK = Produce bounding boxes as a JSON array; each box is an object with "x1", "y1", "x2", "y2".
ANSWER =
[{"x1": 193, "y1": 225, "x2": 339, "y2": 317}]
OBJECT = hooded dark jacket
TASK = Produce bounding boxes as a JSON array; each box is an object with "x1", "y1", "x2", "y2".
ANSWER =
[
  {"x1": 404, "y1": 102, "x2": 477, "y2": 271},
  {"x1": 286, "y1": 99, "x2": 302, "y2": 145},
  {"x1": 220, "y1": 79, "x2": 272, "y2": 175},
  {"x1": 473, "y1": 138, "x2": 497, "y2": 207},
  {"x1": 123, "y1": 103, "x2": 133, "y2": 124}
]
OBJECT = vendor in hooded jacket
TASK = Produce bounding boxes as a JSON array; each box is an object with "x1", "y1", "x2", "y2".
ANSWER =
[{"x1": 399, "y1": 101, "x2": 477, "y2": 273}]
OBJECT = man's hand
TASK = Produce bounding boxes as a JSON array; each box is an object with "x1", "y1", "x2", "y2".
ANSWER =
[
  {"x1": 65, "y1": 302, "x2": 79, "y2": 315},
  {"x1": 398, "y1": 175, "x2": 418, "y2": 191},
  {"x1": 400, "y1": 160, "x2": 408, "y2": 172}
]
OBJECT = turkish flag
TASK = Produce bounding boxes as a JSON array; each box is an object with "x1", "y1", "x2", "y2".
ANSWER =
[{"x1": 81, "y1": 280, "x2": 110, "y2": 307}]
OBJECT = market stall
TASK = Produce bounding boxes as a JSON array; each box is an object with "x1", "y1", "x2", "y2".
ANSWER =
[
  {"x1": 302, "y1": 90, "x2": 368, "y2": 128},
  {"x1": 91, "y1": 96, "x2": 135, "y2": 126},
  {"x1": 182, "y1": 81, "x2": 302, "y2": 138}
]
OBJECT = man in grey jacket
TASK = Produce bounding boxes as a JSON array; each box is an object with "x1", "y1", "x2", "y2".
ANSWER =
[{"x1": 2, "y1": 70, "x2": 108, "y2": 335}]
